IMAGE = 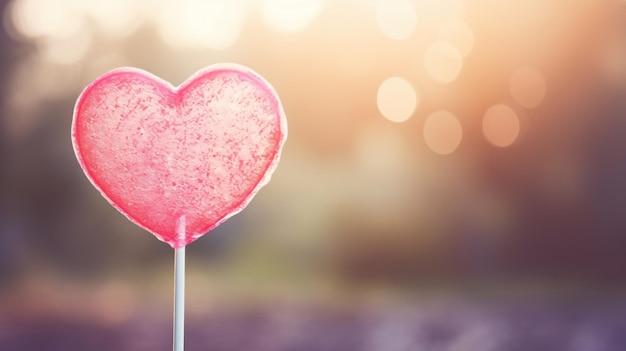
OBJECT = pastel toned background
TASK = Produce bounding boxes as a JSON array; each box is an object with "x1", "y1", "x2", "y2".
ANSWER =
[{"x1": 1, "y1": 0, "x2": 626, "y2": 350}]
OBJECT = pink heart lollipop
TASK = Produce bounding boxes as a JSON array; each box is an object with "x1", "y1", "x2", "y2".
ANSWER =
[{"x1": 72, "y1": 64, "x2": 287, "y2": 248}]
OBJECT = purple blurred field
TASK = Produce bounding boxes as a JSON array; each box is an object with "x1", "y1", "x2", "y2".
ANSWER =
[{"x1": 2, "y1": 298, "x2": 626, "y2": 351}]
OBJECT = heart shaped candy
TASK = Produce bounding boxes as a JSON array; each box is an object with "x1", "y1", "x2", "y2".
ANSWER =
[{"x1": 72, "y1": 64, "x2": 287, "y2": 248}]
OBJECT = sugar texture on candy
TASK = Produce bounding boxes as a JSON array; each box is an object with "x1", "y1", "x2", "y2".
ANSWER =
[{"x1": 72, "y1": 64, "x2": 287, "y2": 248}]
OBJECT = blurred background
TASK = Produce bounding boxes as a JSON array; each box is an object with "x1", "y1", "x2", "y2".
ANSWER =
[{"x1": 2, "y1": 0, "x2": 626, "y2": 350}]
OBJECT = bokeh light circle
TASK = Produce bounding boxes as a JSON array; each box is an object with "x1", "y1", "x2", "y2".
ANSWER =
[
  {"x1": 377, "y1": 77, "x2": 418, "y2": 123},
  {"x1": 156, "y1": 0, "x2": 245, "y2": 50},
  {"x1": 85, "y1": 0, "x2": 142, "y2": 38},
  {"x1": 418, "y1": 0, "x2": 465, "y2": 26},
  {"x1": 510, "y1": 66, "x2": 547, "y2": 108},
  {"x1": 261, "y1": 0, "x2": 324, "y2": 33},
  {"x1": 37, "y1": 29, "x2": 92, "y2": 65},
  {"x1": 483, "y1": 104, "x2": 521, "y2": 147},
  {"x1": 423, "y1": 110, "x2": 463, "y2": 155},
  {"x1": 376, "y1": 0, "x2": 418, "y2": 40},
  {"x1": 424, "y1": 41, "x2": 463, "y2": 83},
  {"x1": 438, "y1": 20, "x2": 474, "y2": 57},
  {"x1": 10, "y1": 0, "x2": 85, "y2": 39}
]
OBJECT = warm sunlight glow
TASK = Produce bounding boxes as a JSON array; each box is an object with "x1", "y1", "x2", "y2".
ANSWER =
[
  {"x1": 510, "y1": 66, "x2": 547, "y2": 108},
  {"x1": 156, "y1": 0, "x2": 245, "y2": 50},
  {"x1": 438, "y1": 20, "x2": 474, "y2": 57},
  {"x1": 10, "y1": 0, "x2": 85, "y2": 39},
  {"x1": 423, "y1": 110, "x2": 463, "y2": 155},
  {"x1": 376, "y1": 0, "x2": 418, "y2": 40},
  {"x1": 483, "y1": 104, "x2": 521, "y2": 147},
  {"x1": 261, "y1": 0, "x2": 324, "y2": 33},
  {"x1": 377, "y1": 77, "x2": 418, "y2": 123},
  {"x1": 37, "y1": 29, "x2": 92, "y2": 65},
  {"x1": 417, "y1": 0, "x2": 465, "y2": 28},
  {"x1": 424, "y1": 41, "x2": 463, "y2": 83},
  {"x1": 84, "y1": 0, "x2": 142, "y2": 38}
]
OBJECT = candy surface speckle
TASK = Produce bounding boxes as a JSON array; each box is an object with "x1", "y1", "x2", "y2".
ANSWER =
[{"x1": 72, "y1": 64, "x2": 287, "y2": 248}]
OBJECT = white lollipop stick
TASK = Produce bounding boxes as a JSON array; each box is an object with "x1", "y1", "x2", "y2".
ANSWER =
[
  {"x1": 173, "y1": 246, "x2": 185, "y2": 351},
  {"x1": 174, "y1": 217, "x2": 186, "y2": 351}
]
